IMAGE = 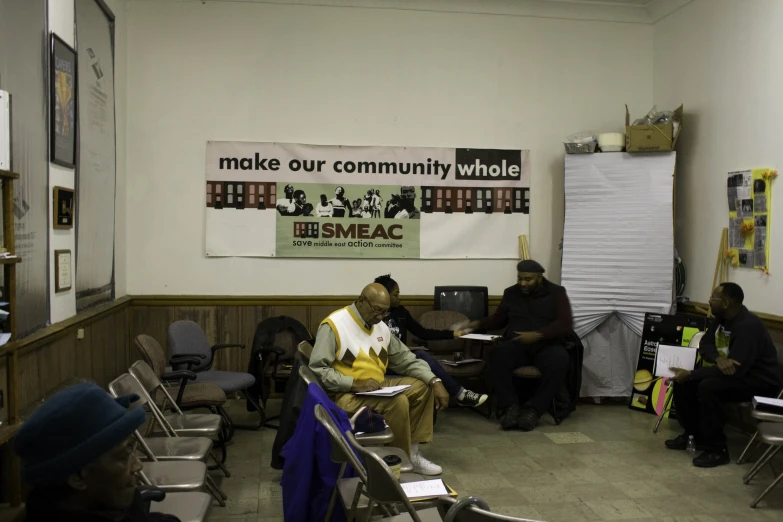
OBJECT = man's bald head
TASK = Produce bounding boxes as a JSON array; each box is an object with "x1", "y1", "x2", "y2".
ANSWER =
[{"x1": 357, "y1": 283, "x2": 390, "y2": 325}]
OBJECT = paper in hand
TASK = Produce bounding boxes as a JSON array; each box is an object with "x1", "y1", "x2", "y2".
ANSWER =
[{"x1": 654, "y1": 345, "x2": 697, "y2": 378}]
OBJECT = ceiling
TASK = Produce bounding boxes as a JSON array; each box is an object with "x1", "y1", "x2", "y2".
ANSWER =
[{"x1": 140, "y1": 0, "x2": 692, "y2": 24}]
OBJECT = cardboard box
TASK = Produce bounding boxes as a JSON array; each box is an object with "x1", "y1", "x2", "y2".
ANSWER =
[{"x1": 625, "y1": 104, "x2": 683, "y2": 152}]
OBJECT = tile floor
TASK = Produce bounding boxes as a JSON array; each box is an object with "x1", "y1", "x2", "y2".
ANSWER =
[{"x1": 207, "y1": 400, "x2": 783, "y2": 522}]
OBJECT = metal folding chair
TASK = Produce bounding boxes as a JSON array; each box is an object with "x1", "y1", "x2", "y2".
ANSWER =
[
  {"x1": 741, "y1": 422, "x2": 783, "y2": 508},
  {"x1": 128, "y1": 361, "x2": 227, "y2": 444},
  {"x1": 346, "y1": 430, "x2": 441, "y2": 522},
  {"x1": 149, "y1": 492, "x2": 213, "y2": 522},
  {"x1": 736, "y1": 389, "x2": 783, "y2": 464},
  {"x1": 108, "y1": 373, "x2": 228, "y2": 505}
]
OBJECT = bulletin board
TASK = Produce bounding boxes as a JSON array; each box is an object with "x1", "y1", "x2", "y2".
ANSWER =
[{"x1": 727, "y1": 169, "x2": 773, "y2": 271}]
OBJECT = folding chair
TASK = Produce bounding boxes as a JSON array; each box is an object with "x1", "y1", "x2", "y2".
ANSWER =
[
  {"x1": 128, "y1": 361, "x2": 227, "y2": 443},
  {"x1": 736, "y1": 389, "x2": 783, "y2": 464},
  {"x1": 140, "y1": 488, "x2": 213, "y2": 522},
  {"x1": 314, "y1": 404, "x2": 414, "y2": 522},
  {"x1": 109, "y1": 361, "x2": 231, "y2": 477},
  {"x1": 346, "y1": 430, "x2": 442, "y2": 522},
  {"x1": 108, "y1": 373, "x2": 229, "y2": 505},
  {"x1": 150, "y1": 492, "x2": 213, "y2": 522},
  {"x1": 741, "y1": 422, "x2": 783, "y2": 508}
]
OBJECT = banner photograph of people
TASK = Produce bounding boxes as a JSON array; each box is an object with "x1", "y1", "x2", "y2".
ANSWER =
[{"x1": 205, "y1": 141, "x2": 530, "y2": 259}]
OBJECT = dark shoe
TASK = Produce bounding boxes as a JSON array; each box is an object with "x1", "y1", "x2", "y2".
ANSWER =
[
  {"x1": 457, "y1": 389, "x2": 488, "y2": 408},
  {"x1": 665, "y1": 433, "x2": 691, "y2": 450},
  {"x1": 665, "y1": 433, "x2": 709, "y2": 451},
  {"x1": 692, "y1": 448, "x2": 730, "y2": 468},
  {"x1": 499, "y1": 405, "x2": 521, "y2": 431},
  {"x1": 517, "y1": 407, "x2": 541, "y2": 432}
]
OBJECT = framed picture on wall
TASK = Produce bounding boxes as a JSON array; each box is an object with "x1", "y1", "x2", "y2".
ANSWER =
[
  {"x1": 50, "y1": 32, "x2": 77, "y2": 168},
  {"x1": 55, "y1": 249, "x2": 72, "y2": 293},
  {"x1": 53, "y1": 186, "x2": 75, "y2": 229}
]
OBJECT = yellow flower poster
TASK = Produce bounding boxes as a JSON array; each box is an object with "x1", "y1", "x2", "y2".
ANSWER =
[{"x1": 727, "y1": 168, "x2": 774, "y2": 271}]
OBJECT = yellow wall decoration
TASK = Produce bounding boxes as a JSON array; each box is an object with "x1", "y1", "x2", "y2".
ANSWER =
[{"x1": 727, "y1": 168, "x2": 774, "y2": 272}]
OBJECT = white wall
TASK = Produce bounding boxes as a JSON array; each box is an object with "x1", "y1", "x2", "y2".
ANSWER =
[
  {"x1": 48, "y1": 0, "x2": 127, "y2": 324},
  {"x1": 125, "y1": 0, "x2": 653, "y2": 296},
  {"x1": 48, "y1": 0, "x2": 77, "y2": 323},
  {"x1": 654, "y1": 0, "x2": 783, "y2": 314}
]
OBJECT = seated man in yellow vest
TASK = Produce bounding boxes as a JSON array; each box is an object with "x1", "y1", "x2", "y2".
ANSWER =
[{"x1": 310, "y1": 283, "x2": 449, "y2": 476}]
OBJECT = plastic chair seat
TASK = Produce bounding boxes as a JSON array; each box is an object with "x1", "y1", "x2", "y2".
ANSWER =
[
  {"x1": 513, "y1": 366, "x2": 542, "y2": 378},
  {"x1": 142, "y1": 437, "x2": 213, "y2": 461},
  {"x1": 758, "y1": 422, "x2": 783, "y2": 445},
  {"x1": 142, "y1": 461, "x2": 207, "y2": 491},
  {"x1": 355, "y1": 426, "x2": 395, "y2": 446},
  {"x1": 151, "y1": 492, "x2": 212, "y2": 522},
  {"x1": 158, "y1": 412, "x2": 222, "y2": 438},
  {"x1": 191, "y1": 370, "x2": 256, "y2": 395}
]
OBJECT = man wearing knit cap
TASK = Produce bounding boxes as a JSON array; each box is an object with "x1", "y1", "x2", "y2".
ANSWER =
[
  {"x1": 13, "y1": 382, "x2": 177, "y2": 522},
  {"x1": 462, "y1": 260, "x2": 573, "y2": 431}
]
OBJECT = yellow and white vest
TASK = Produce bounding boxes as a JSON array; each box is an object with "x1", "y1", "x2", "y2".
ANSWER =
[{"x1": 323, "y1": 306, "x2": 391, "y2": 383}]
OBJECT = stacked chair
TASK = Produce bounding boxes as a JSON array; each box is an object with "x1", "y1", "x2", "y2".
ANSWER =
[
  {"x1": 108, "y1": 364, "x2": 230, "y2": 510},
  {"x1": 738, "y1": 389, "x2": 783, "y2": 508}
]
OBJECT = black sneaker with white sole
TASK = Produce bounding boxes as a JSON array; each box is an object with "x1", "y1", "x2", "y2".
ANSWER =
[{"x1": 457, "y1": 390, "x2": 488, "y2": 408}]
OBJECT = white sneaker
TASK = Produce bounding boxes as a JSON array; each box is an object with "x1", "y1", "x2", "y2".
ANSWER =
[{"x1": 411, "y1": 452, "x2": 442, "y2": 476}]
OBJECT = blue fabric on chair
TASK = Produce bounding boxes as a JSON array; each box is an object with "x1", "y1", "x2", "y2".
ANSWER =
[
  {"x1": 167, "y1": 320, "x2": 256, "y2": 395},
  {"x1": 168, "y1": 320, "x2": 213, "y2": 371},
  {"x1": 194, "y1": 370, "x2": 256, "y2": 394}
]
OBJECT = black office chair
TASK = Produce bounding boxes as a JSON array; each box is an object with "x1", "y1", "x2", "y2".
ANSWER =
[{"x1": 433, "y1": 286, "x2": 489, "y2": 322}]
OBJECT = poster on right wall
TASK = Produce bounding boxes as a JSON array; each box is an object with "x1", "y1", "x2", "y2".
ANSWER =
[{"x1": 727, "y1": 168, "x2": 773, "y2": 270}]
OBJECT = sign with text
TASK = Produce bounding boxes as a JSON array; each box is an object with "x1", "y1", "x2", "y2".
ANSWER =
[
  {"x1": 205, "y1": 141, "x2": 530, "y2": 259},
  {"x1": 629, "y1": 313, "x2": 707, "y2": 418}
]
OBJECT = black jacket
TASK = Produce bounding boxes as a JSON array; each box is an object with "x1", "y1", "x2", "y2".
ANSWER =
[
  {"x1": 24, "y1": 489, "x2": 180, "y2": 522},
  {"x1": 270, "y1": 351, "x2": 311, "y2": 469}
]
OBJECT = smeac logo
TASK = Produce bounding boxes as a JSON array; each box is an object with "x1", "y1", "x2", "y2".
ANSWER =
[{"x1": 455, "y1": 149, "x2": 521, "y2": 181}]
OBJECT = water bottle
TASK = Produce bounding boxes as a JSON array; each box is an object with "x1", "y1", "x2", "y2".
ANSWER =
[{"x1": 686, "y1": 435, "x2": 696, "y2": 457}]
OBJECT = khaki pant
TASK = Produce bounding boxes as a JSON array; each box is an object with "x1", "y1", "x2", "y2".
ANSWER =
[{"x1": 333, "y1": 377, "x2": 434, "y2": 457}]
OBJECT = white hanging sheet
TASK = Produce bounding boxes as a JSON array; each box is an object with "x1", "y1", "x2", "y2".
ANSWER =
[{"x1": 562, "y1": 153, "x2": 675, "y2": 396}]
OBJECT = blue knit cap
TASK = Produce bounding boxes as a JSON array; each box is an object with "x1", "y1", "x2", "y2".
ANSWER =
[{"x1": 13, "y1": 383, "x2": 146, "y2": 486}]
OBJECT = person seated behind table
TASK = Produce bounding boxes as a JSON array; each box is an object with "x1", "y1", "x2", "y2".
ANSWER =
[
  {"x1": 13, "y1": 382, "x2": 180, "y2": 522},
  {"x1": 374, "y1": 274, "x2": 488, "y2": 408},
  {"x1": 666, "y1": 283, "x2": 782, "y2": 467},
  {"x1": 309, "y1": 283, "x2": 449, "y2": 475},
  {"x1": 462, "y1": 259, "x2": 573, "y2": 432}
]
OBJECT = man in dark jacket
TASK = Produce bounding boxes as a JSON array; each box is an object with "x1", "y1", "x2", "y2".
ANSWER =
[
  {"x1": 14, "y1": 382, "x2": 180, "y2": 522},
  {"x1": 464, "y1": 260, "x2": 573, "y2": 431},
  {"x1": 667, "y1": 283, "x2": 782, "y2": 467}
]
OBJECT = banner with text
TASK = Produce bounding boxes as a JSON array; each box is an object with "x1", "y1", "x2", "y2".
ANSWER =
[{"x1": 205, "y1": 141, "x2": 530, "y2": 258}]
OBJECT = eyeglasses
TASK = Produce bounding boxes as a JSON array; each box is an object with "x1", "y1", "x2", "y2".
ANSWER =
[{"x1": 361, "y1": 298, "x2": 389, "y2": 317}]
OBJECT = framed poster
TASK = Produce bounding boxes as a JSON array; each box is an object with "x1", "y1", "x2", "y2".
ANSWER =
[
  {"x1": 53, "y1": 186, "x2": 75, "y2": 229},
  {"x1": 50, "y1": 32, "x2": 77, "y2": 168},
  {"x1": 629, "y1": 313, "x2": 707, "y2": 418},
  {"x1": 55, "y1": 250, "x2": 72, "y2": 292}
]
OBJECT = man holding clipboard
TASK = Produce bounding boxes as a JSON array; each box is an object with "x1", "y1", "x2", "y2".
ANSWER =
[{"x1": 666, "y1": 283, "x2": 781, "y2": 467}]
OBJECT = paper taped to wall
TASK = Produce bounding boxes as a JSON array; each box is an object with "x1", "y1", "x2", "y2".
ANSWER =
[{"x1": 654, "y1": 345, "x2": 697, "y2": 378}]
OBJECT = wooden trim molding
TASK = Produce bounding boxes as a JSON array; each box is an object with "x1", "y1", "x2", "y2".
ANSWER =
[
  {"x1": 2, "y1": 296, "x2": 131, "y2": 357},
  {"x1": 678, "y1": 300, "x2": 783, "y2": 331},
  {"x1": 130, "y1": 294, "x2": 505, "y2": 307}
]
